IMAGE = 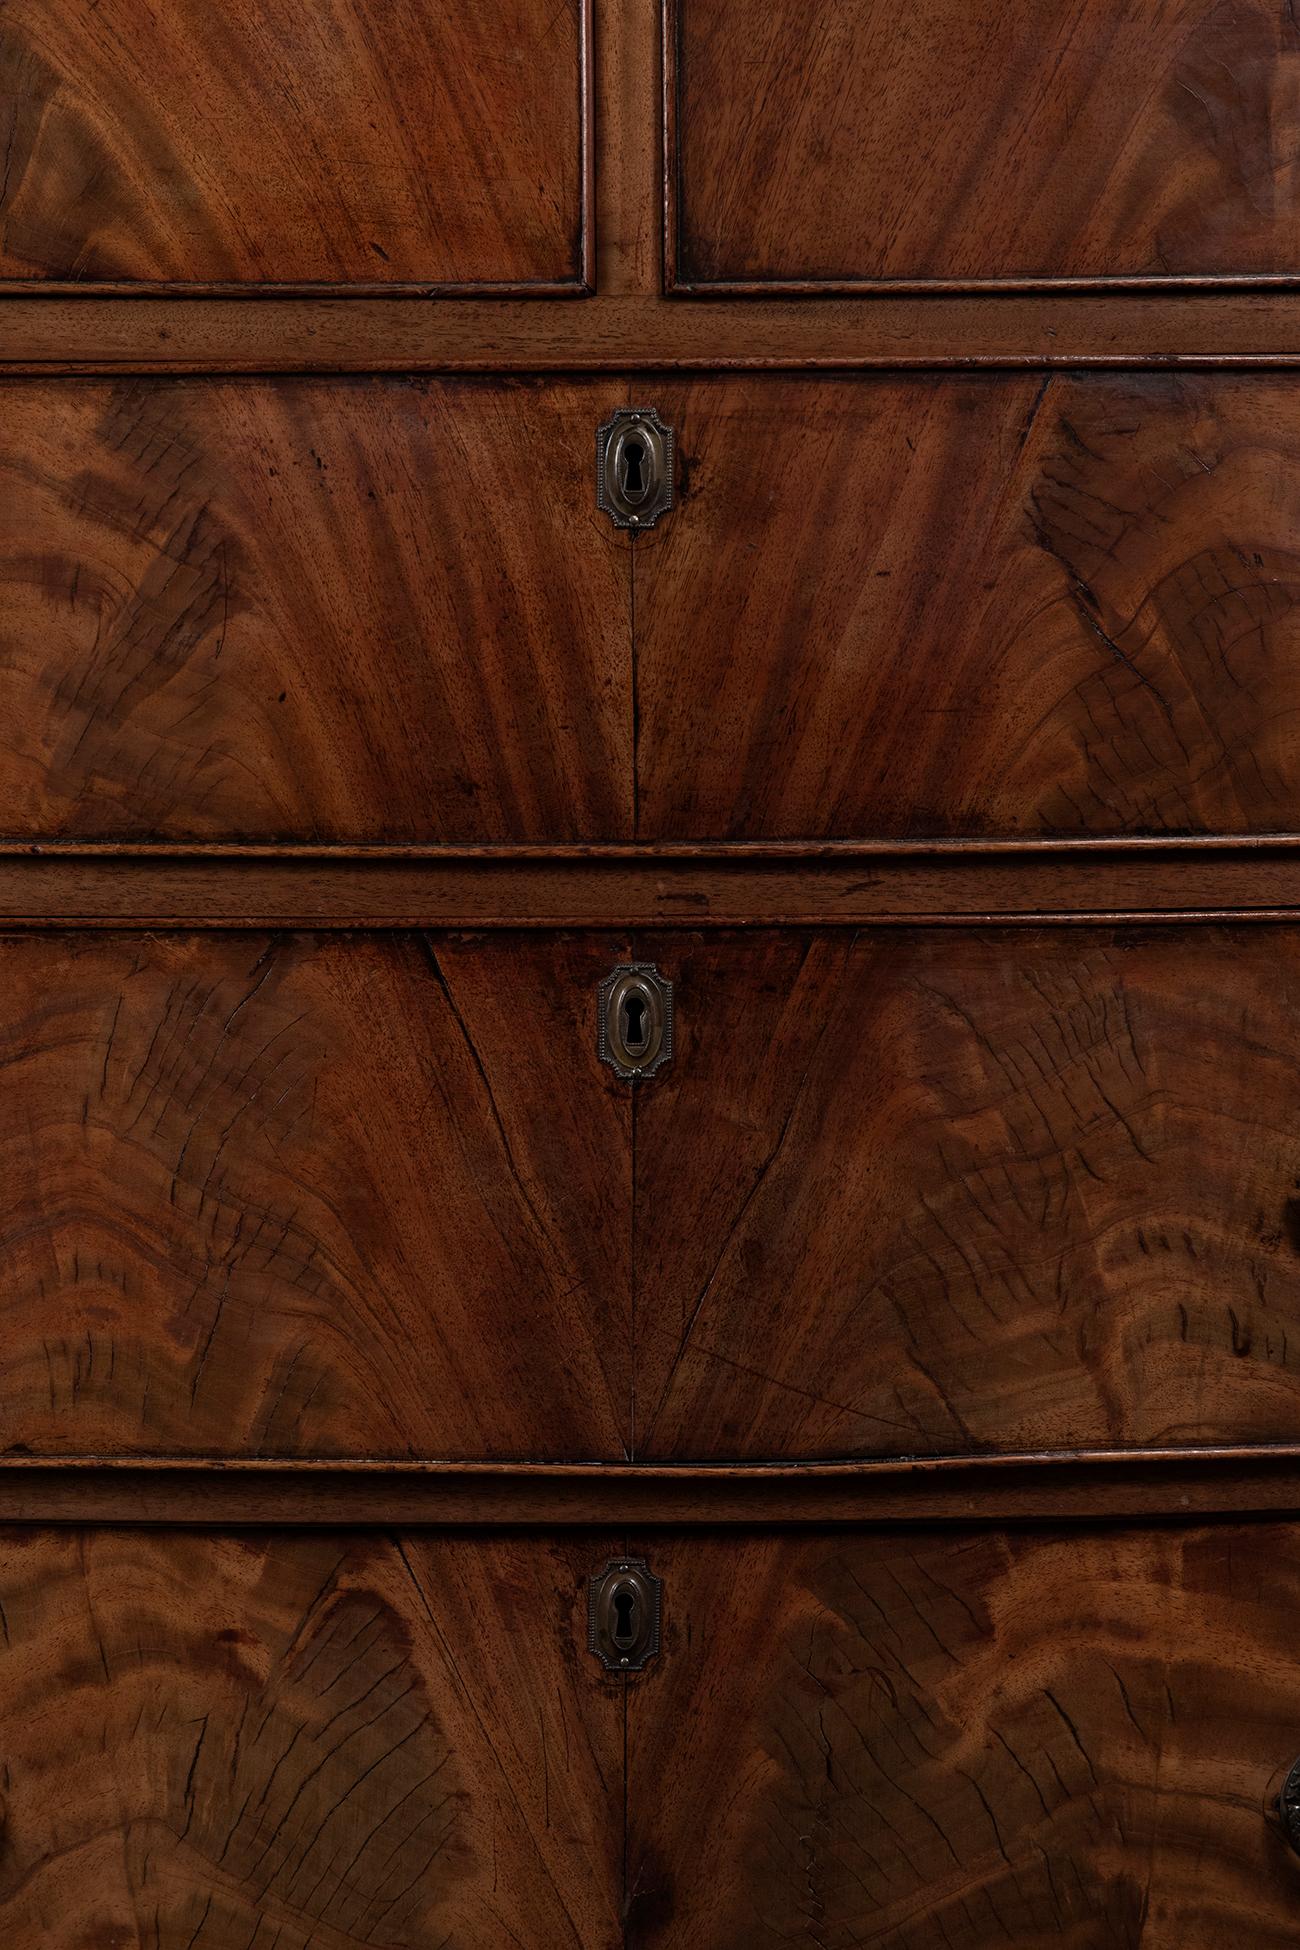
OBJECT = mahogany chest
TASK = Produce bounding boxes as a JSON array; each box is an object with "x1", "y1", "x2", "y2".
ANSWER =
[{"x1": 4, "y1": 1, "x2": 1300, "y2": 1943}]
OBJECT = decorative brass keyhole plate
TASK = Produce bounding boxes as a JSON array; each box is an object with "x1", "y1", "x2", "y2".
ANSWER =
[
  {"x1": 596, "y1": 407, "x2": 675, "y2": 529},
  {"x1": 588, "y1": 1557, "x2": 662, "y2": 1672},
  {"x1": 597, "y1": 962, "x2": 674, "y2": 1081},
  {"x1": 1279, "y1": 1756, "x2": 1300, "y2": 1853}
]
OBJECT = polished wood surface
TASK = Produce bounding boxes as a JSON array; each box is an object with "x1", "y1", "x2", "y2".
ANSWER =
[
  {"x1": 1, "y1": 1449, "x2": 1300, "y2": 1527},
  {"x1": 7, "y1": 914, "x2": 1300, "y2": 1465},
  {"x1": 0, "y1": 377, "x2": 631, "y2": 842},
  {"x1": 667, "y1": 0, "x2": 1300, "y2": 291},
  {"x1": 0, "y1": 929, "x2": 630, "y2": 1457},
  {"x1": 596, "y1": 0, "x2": 662, "y2": 296},
  {"x1": 0, "y1": 0, "x2": 591, "y2": 291},
  {"x1": 628, "y1": 1523, "x2": 1300, "y2": 1946},
  {"x1": 6, "y1": 839, "x2": 1300, "y2": 928},
  {"x1": 637, "y1": 926, "x2": 1300, "y2": 1458},
  {"x1": 636, "y1": 373, "x2": 1300, "y2": 839},
  {"x1": 3, "y1": 5, "x2": 1299, "y2": 1942},
  {"x1": 0, "y1": 1526, "x2": 621, "y2": 1946},
  {"x1": 15, "y1": 371, "x2": 1300, "y2": 847},
  {"x1": 16, "y1": 292, "x2": 1300, "y2": 374}
]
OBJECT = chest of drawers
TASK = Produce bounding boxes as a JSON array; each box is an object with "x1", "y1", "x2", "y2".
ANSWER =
[{"x1": 5, "y1": 1, "x2": 1300, "y2": 1944}]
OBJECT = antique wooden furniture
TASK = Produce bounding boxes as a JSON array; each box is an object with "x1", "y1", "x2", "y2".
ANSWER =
[{"x1": 6, "y1": 0, "x2": 1300, "y2": 1943}]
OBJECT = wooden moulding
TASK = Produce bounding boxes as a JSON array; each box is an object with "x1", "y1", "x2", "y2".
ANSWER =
[
  {"x1": 11, "y1": 293, "x2": 1300, "y2": 371},
  {"x1": 3, "y1": 838, "x2": 1300, "y2": 928},
  {"x1": 3, "y1": 1448, "x2": 1300, "y2": 1526}
]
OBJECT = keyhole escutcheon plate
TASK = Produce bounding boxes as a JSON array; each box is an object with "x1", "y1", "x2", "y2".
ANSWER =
[
  {"x1": 588, "y1": 1557, "x2": 663, "y2": 1672},
  {"x1": 596, "y1": 407, "x2": 675, "y2": 530},
  {"x1": 597, "y1": 962, "x2": 674, "y2": 1082}
]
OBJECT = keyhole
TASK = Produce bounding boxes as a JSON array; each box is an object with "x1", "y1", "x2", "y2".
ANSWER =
[
  {"x1": 621, "y1": 993, "x2": 648, "y2": 1053},
  {"x1": 612, "y1": 1587, "x2": 638, "y2": 1647},
  {"x1": 620, "y1": 437, "x2": 647, "y2": 503}
]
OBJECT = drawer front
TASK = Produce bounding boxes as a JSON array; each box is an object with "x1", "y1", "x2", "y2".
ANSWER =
[
  {"x1": 0, "y1": 0, "x2": 590, "y2": 290},
  {"x1": 637, "y1": 373, "x2": 1300, "y2": 839},
  {"x1": 15, "y1": 372, "x2": 1300, "y2": 848},
  {"x1": 667, "y1": 0, "x2": 1296, "y2": 290},
  {"x1": 0, "y1": 378, "x2": 630, "y2": 842},
  {"x1": 0, "y1": 930, "x2": 630, "y2": 1457},
  {"x1": 627, "y1": 1524, "x2": 1300, "y2": 1947},
  {"x1": 0, "y1": 1527, "x2": 621, "y2": 1946},
  {"x1": 635, "y1": 926, "x2": 1300, "y2": 1458},
  {"x1": 13, "y1": 919, "x2": 1297, "y2": 1463}
]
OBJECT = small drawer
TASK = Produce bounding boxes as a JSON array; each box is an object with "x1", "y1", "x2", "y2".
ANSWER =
[
  {"x1": 0, "y1": 0, "x2": 590, "y2": 290},
  {"x1": 667, "y1": 0, "x2": 1293, "y2": 290}
]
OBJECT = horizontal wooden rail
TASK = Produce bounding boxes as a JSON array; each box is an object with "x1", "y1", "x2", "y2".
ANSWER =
[
  {"x1": 2, "y1": 1447, "x2": 1300, "y2": 1526},
  {"x1": 7, "y1": 291, "x2": 1300, "y2": 373},
  {"x1": 1, "y1": 838, "x2": 1300, "y2": 927}
]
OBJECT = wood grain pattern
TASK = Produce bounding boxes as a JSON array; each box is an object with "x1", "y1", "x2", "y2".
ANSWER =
[
  {"x1": 0, "y1": 0, "x2": 590, "y2": 290},
  {"x1": 12, "y1": 6, "x2": 1300, "y2": 1941},
  {"x1": 667, "y1": 0, "x2": 1300, "y2": 290},
  {"x1": 0, "y1": 929, "x2": 630, "y2": 1457},
  {"x1": 636, "y1": 373, "x2": 1300, "y2": 839},
  {"x1": 0, "y1": 1526, "x2": 622, "y2": 1947},
  {"x1": 595, "y1": 0, "x2": 662, "y2": 296},
  {"x1": 3, "y1": 1450, "x2": 1300, "y2": 1527},
  {"x1": 0, "y1": 377, "x2": 631, "y2": 842},
  {"x1": 637, "y1": 926, "x2": 1300, "y2": 1458},
  {"x1": 16, "y1": 292, "x2": 1300, "y2": 373},
  {"x1": 627, "y1": 1523, "x2": 1300, "y2": 1946},
  {"x1": 3, "y1": 841, "x2": 1300, "y2": 929}
]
